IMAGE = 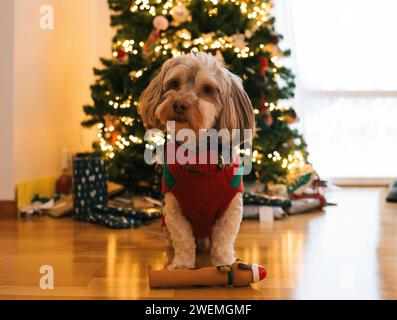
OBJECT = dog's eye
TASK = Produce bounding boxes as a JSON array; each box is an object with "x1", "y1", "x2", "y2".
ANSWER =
[
  {"x1": 202, "y1": 85, "x2": 213, "y2": 95},
  {"x1": 168, "y1": 80, "x2": 179, "y2": 91}
]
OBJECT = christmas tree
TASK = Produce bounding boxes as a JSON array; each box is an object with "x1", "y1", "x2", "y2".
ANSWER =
[{"x1": 82, "y1": 0, "x2": 309, "y2": 191}]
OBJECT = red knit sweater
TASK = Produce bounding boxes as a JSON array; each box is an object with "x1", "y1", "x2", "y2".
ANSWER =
[{"x1": 162, "y1": 143, "x2": 243, "y2": 238}]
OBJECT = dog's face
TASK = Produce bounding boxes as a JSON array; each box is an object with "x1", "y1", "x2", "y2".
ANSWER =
[{"x1": 138, "y1": 53, "x2": 255, "y2": 140}]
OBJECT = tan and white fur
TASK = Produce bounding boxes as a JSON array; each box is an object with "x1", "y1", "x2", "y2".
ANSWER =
[{"x1": 139, "y1": 53, "x2": 255, "y2": 269}]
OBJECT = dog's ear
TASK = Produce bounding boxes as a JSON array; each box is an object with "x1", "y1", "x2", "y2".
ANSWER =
[
  {"x1": 138, "y1": 59, "x2": 173, "y2": 128},
  {"x1": 218, "y1": 72, "x2": 255, "y2": 143}
]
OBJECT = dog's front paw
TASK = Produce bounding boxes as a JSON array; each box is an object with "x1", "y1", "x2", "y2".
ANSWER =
[{"x1": 166, "y1": 259, "x2": 195, "y2": 270}]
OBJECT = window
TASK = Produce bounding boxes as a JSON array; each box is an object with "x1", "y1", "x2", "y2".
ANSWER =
[{"x1": 279, "y1": 0, "x2": 397, "y2": 179}]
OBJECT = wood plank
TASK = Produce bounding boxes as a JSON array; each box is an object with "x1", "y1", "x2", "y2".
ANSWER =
[
  {"x1": 0, "y1": 188, "x2": 396, "y2": 299},
  {"x1": 0, "y1": 200, "x2": 16, "y2": 218}
]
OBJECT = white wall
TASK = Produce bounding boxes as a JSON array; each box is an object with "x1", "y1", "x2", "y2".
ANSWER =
[
  {"x1": 0, "y1": 0, "x2": 112, "y2": 199},
  {"x1": 0, "y1": 0, "x2": 15, "y2": 200},
  {"x1": 12, "y1": 0, "x2": 112, "y2": 185}
]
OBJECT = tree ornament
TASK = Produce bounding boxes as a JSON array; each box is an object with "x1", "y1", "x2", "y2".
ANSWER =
[
  {"x1": 143, "y1": 16, "x2": 169, "y2": 58},
  {"x1": 130, "y1": 70, "x2": 137, "y2": 79},
  {"x1": 110, "y1": 130, "x2": 122, "y2": 146},
  {"x1": 153, "y1": 15, "x2": 169, "y2": 31},
  {"x1": 258, "y1": 99, "x2": 273, "y2": 127},
  {"x1": 229, "y1": 33, "x2": 247, "y2": 50},
  {"x1": 261, "y1": 43, "x2": 282, "y2": 58},
  {"x1": 104, "y1": 115, "x2": 113, "y2": 126},
  {"x1": 263, "y1": 107, "x2": 273, "y2": 127},
  {"x1": 199, "y1": 32, "x2": 216, "y2": 44},
  {"x1": 258, "y1": 55, "x2": 272, "y2": 126},
  {"x1": 115, "y1": 49, "x2": 128, "y2": 64},
  {"x1": 245, "y1": 29, "x2": 254, "y2": 39},
  {"x1": 279, "y1": 109, "x2": 298, "y2": 124},
  {"x1": 170, "y1": 4, "x2": 192, "y2": 26},
  {"x1": 258, "y1": 57, "x2": 271, "y2": 124},
  {"x1": 103, "y1": 114, "x2": 123, "y2": 145},
  {"x1": 175, "y1": 28, "x2": 192, "y2": 40},
  {"x1": 259, "y1": 56, "x2": 269, "y2": 77}
]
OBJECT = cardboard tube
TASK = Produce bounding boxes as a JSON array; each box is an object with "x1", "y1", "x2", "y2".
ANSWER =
[
  {"x1": 148, "y1": 260, "x2": 267, "y2": 288},
  {"x1": 149, "y1": 266, "x2": 229, "y2": 288}
]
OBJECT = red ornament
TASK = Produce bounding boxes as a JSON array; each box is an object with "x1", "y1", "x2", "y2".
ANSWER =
[
  {"x1": 110, "y1": 130, "x2": 122, "y2": 145},
  {"x1": 259, "y1": 56, "x2": 269, "y2": 77},
  {"x1": 116, "y1": 50, "x2": 126, "y2": 59},
  {"x1": 258, "y1": 56, "x2": 273, "y2": 126},
  {"x1": 115, "y1": 49, "x2": 128, "y2": 64},
  {"x1": 264, "y1": 108, "x2": 273, "y2": 127}
]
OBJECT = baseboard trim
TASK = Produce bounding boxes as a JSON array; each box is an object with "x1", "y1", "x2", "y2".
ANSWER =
[
  {"x1": 330, "y1": 177, "x2": 396, "y2": 187},
  {"x1": 0, "y1": 200, "x2": 17, "y2": 218}
]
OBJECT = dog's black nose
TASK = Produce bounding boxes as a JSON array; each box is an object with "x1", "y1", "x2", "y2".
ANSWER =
[{"x1": 173, "y1": 101, "x2": 188, "y2": 114}]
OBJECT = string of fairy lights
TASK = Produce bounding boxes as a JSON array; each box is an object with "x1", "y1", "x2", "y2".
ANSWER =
[
  {"x1": 131, "y1": 0, "x2": 271, "y2": 24},
  {"x1": 96, "y1": 0, "x2": 305, "y2": 170}
]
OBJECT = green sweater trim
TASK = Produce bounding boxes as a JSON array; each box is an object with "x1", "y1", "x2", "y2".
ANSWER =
[
  {"x1": 163, "y1": 163, "x2": 176, "y2": 189},
  {"x1": 229, "y1": 164, "x2": 243, "y2": 190}
]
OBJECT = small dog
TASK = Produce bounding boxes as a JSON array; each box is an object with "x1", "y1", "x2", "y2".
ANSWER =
[{"x1": 139, "y1": 53, "x2": 255, "y2": 269}]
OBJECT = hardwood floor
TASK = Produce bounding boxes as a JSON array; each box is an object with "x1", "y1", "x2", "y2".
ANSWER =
[{"x1": 0, "y1": 188, "x2": 396, "y2": 299}]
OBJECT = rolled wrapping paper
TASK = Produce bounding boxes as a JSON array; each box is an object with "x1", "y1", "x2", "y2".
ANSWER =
[{"x1": 148, "y1": 260, "x2": 266, "y2": 288}]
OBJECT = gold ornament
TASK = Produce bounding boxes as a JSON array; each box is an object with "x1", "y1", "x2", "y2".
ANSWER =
[
  {"x1": 170, "y1": 4, "x2": 192, "y2": 26},
  {"x1": 228, "y1": 33, "x2": 247, "y2": 50},
  {"x1": 261, "y1": 43, "x2": 283, "y2": 58}
]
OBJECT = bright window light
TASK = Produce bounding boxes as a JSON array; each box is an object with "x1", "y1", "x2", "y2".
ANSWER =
[{"x1": 288, "y1": 0, "x2": 397, "y2": 178}]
